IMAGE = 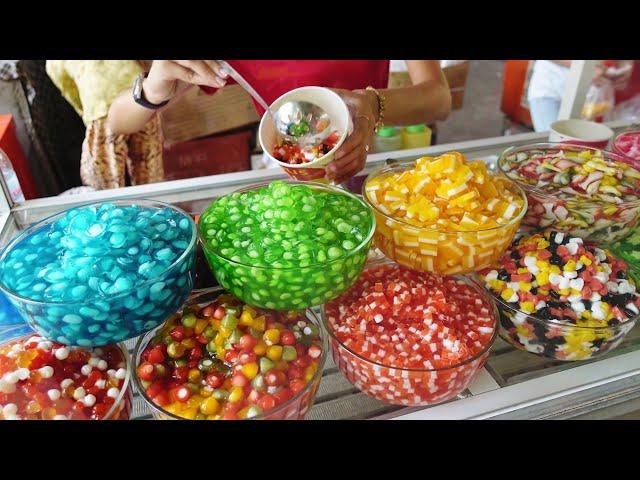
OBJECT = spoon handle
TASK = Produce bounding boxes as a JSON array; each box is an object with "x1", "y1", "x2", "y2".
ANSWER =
[{"x1": 217, "y1": 60, "x2": 276, "y2": 121}]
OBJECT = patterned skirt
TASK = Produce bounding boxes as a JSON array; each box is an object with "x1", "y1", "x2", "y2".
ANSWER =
[{"x1": 80, "y1": 115, "x2": 164, "y2": 190}]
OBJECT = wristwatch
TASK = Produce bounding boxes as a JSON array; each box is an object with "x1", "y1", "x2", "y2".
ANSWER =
[{"x1": 133, "y1": 72, "x2": 170, "y2": 110}]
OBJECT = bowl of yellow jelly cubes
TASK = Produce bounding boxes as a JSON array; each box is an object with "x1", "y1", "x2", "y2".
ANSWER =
[{"x1": 363, "y1": 152, "x2": 527, "y2": 275}]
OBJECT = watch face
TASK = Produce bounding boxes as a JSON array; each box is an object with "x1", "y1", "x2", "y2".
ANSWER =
[{"x1": 133, "y1": 73, "x2": 144, "y2": 101}]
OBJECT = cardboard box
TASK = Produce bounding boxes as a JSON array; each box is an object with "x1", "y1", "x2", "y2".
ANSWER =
[
  {"x1": 163, "y1": 128, "x2": 252, "y2": 181},
  {"x1": 160, "y1": 84, "x2": 260, "y2": 145}
]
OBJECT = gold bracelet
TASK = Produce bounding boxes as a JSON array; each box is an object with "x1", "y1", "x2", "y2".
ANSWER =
[{"x1": 366, "y1": 86, "x2": 386, "y2": 132}]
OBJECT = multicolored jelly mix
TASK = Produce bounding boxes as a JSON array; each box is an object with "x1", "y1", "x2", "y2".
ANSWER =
[
  {"x1": 324, "y1": 263, "x2": 496, "y2": 406},
  {"x1": 480, "y1": 230, "x2": 640, "y2": 360},
  {"x1": 0, "y1": 202, "x2": 196, "y2": 346},
  {"x1": 364, "y1": 152, "x2": 525, "y2": 274},
  {"x1": 0, "y1": 334, "x2": 131, "y2": 420},
  {"x1": 500, "y1": 147, "x2": 640, "y2": 242},
  {"x1": 136, "y1": 294, "x2": 323, "y2": 420},
  {"x1": 199, "y1": 181, "x2": 374, "y2": 309},
  {"x1": 613, "y1": 130, "x2": 640, "y2": 162},
  {"x1": 272, "y1": 131, "x2": 340, "y2": 165}
]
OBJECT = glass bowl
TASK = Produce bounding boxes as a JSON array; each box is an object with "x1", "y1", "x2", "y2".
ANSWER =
[
  {"x1": 498, "y1": 143, "x2": 640, "y2": 243},
  {"x1": 363, "y1": 163, "x2": 526, "y2": 275},
  {"x1": 0, "y1": 291, "x2": 24, "y2": 331},
  {"x1": 321, "y1": 260, "x2": 499, "y2": 406},
  {"x1": 133, "y1": 288, "x2": 327, "y2": 420},
  {"x1": 486, "y1": 288, "x2": 638, "y2": 361},
  {"x1": 610, "y1": 225, "x2": 640, "y2": 275},
  {"x1": 612, "y1": 129, "x2": 640, "y2": 165},
  {"x1": 0, "y1": 200, "x2": 197, "y2": 347},
  {"x1": 198, "y1": 181, "x2": 375, "y2": 310},
  {"x1": 0, "y1": 324, "x2": 132, "y2": 420}
]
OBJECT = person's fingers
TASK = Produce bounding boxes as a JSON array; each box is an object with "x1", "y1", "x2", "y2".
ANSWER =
[
  {"x1": 333, "y1": 127, "x2": 363, "y2": 162},
  {"x1": 332, "y1": 116, "x2": 370, "y2": 163},
  {"x1": 173, "y1": 60, "x2": 225, "y2": 87},
  {"x1": 333, "y1": 155, "x2": 366, "y2": 184},
  {"x1": 162, "y1": 61, "x2": 202, "y2": 85},
  {"x1": 329, "y1": 143, "x2": 362, "y2": 174},
  {"x1": 205, "y1": 60, "x2": 229, "y2": 80},
  {"x1": 327, "y1": 146, "x2": 366, "y2": 182}
]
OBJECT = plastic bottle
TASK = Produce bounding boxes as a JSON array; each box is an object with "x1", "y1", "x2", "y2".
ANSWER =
[
  {"x1": 373, "y1": 126, "x2": 403, "y2": 153},
  {"x1": 401, "y1": 124, "x2": 432, "y2": 150},
  {"x1": 0, "y1": 148, "x2": 25, "y2": 203}
]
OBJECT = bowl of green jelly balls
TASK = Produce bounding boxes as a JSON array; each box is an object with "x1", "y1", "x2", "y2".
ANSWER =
[
  {"x1": 199, "y1": 181, "x2": 375, "y2": 310},
  {"x1": 0, "y1": 200, "x2": 197, "y2": 347}
]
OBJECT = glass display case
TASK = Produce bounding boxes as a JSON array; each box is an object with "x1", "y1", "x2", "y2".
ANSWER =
[{"x1": 2, "y1": 118, "x2": 640, "y2": 420}]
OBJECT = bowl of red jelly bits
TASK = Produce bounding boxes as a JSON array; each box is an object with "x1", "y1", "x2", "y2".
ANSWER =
[
  {"x1": 364, "y1": 152, "x2": 527, "y2": 275},
  {"x1": 323, "y1": 260, "x2": 498, "y2": 406},
  {"x1": 133, "y1": 288, "x2": 327, "y2": 420},
  {"x1": 0, "y1": 325, "x2": 132, "y2": 420},
  {"x1": 259, "y1": 86, "x2": 350, "y2": 182}
]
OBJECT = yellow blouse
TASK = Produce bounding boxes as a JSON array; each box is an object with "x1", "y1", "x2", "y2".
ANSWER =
[{"x1": 46, "y1": 60, "x2": 143, "y2": 125}]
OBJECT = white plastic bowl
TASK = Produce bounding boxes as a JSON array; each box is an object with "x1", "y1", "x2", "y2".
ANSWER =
[{"x1": 259, "y1": 86, "x2": 350, "y2": 182}]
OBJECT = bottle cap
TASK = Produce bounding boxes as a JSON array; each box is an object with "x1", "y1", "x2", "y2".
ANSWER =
[
  {"x1": 377, "y1": 126, "x2": 398, "y2": 137},
  {"x1": 405, "y1": 124, "x2": 427, "y2": 133}
]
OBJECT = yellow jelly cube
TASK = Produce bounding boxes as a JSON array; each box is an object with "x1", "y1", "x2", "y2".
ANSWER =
[
  {"x1": 266, "y1": 345, "x2": 283, "y2": 361},
  {"x1": 239, "y1": 311, "x2": 254, "y2": 327},
  {"x1": 241, "y1": 362, "x2": 259, "y2": 380},
  {"x1": 253, "y1": 316, "x2": 266, "y2": 331},
  {"x1": 229, "y1": 386, "x2": 244, "y2": 403},
  {"x1": 451, "y1": 164, "x2": 474, "y2": 184},
  {"x1": 426, "y1": 155, "x2": 457, "y2": 175},
  {"x1": 521, "y1": 301, "x2": 535, "y2": 313},
  {"x1": 536, "y1": 271, "x2": 550, "y2": 286},
  {"x1": 194, "y1": 318, "x2": 209, "y2": 335},
  {"x1": 501, "y1": 288, "x2": 515, "y2": 301},
  {"x1": 200, "y1": 397, "x2": 220, "y2": 415},
  {"x1": 253, "y1": 340, "x2": 267, "y2": 356},
  {"x1": 469, "y1": 160, "x2": 488, "y2": 184},
  {"x1": 263, "y1": 328, "x2": 281, "y2": 345}
]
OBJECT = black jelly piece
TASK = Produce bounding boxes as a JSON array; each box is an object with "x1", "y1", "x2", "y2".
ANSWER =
[
  {"x1": 498, "y1": 270, "x2": 510, "y2": 282},
  {"x1": 533, "y1": 321, "x2": 548, "y2": 339},
  {"x1": 537, "y1": 307, "x2": 553, "y2": 320}
]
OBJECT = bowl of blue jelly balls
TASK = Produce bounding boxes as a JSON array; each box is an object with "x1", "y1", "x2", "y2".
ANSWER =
[{"x1": 0, "y1": 200, "x2": 197, "y2": 346}]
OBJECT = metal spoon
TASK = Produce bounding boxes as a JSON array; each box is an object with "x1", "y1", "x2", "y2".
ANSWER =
[
  {"x1": 218, "y1": 60, "x2": 332, "y2": 147},
  {"x1": 273, "y1": 101, "x2": 333, "y2": 148}
]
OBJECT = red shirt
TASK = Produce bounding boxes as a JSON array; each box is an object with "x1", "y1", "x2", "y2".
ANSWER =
[{"x1": 201, "y1": 60, "x2": 390, "y2": 115}]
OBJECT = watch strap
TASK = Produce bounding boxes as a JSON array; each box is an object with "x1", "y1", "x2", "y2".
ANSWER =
[{"x1": 133, "y1": 72, "x2": 170, "y2": 110}]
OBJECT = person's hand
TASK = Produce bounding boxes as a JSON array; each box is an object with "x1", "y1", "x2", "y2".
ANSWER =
[
  {"x1": 327, "y1": 89, "x2": 377, "y2": 184},
  {"x1": 142, "y1": 60, "x2": 228, "y2": 104},
  {"x1": 604, "y1": 62, "x2": 633, "y2": 90},
  {"x1": 593, "y1": 61, "x2": 633, "y2": 90},
  {"x1": 592, "y1": 64, "x2": 608, "y2": 87}
]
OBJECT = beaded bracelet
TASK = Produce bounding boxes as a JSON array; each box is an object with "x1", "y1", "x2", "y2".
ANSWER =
[{"x1": 366, "y1": 86, "x2": 386, "y2": 133}]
